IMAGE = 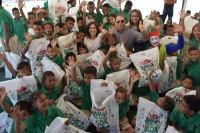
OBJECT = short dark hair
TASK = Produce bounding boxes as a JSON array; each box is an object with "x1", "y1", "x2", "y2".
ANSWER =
[
  {"x1": 87, "y1": 1, "x2": 95, "y2": 5},
  {"x1": 167, "y1": 24, "x2": 174, "y2": 28},
  {"x1": 110, "y1": 56, "x2": 120, "y2": 63},
  {"x1": 86, "y1": 22, "x2": 100, "y2": 38},
  {"x1": 77, "y1": 43, "x2": 88, "y2": 54},
  {"x1": 28, "y1": 12, "x2": 36, "y2": 17},
  {"x1": 188, "y1": 46, "x2": 199, "y2": 53},
  {"x1": 78, "y1": 30, "x2": 86, "y2": 35},
  {"x1": 12, "y1": 7, "x2": 19, "y2": 14},
  {"x1": 65, "y1": 52, "x2": 77, "y2": 65},
  {"x1": 43, "y1": 71, "x2": 55, "y2": 81},
  {"x1": 163, "y1": 96, "x2": 175, "y2": 112},
  {"x1": 183, "y1": 95, "x2": 200, "y2": 113},
  {"x1": 109, "y1": 14, "x2": 116, "y2": 19},
  {"x1": 98, "y1": 45, "x2": 107, "y2": 51},
  {"x1": 44, "y1": 23, "x2": 54, "y2": 32},
  {"x1": 125, "y1": 0, "x2": 133, "y2": 7},
  {"x1": 55, "y1": 22, "x2": 66, "y2": 28},
  {"x1": 77, "y1": 16, "x2": 83, "y2": 22},
  {"x1": 17, "y1": 62, "x2": 31, "y2": 70},
  {"x1": 47, "y1": 43, "x2": 59, "y2": 49},
  {"x1": 102, "y1": 3, "x2": 110, "y2": 8},
  {"x1": 129, "y1": 63, "x2": 136, "y2": 70},
  {"x1": 15, "y1": 100, "x2": 32, "y2": 114},
  {"x1": 84, "y1": 66, "x2": 97, "y2": 76},
  {"x1": 33, "y1": 20, "x2": 44, "y2": 28},
  {"x1": 0, "y1": 0, "x2": 2, "y2": 5},
  {"x1": 107, "y1": 34, "x2": 116, "y2": 41},
  {"x1": 186, "y1": 10, "x2": 191, "y2": 14},
  {"x1": 65, "y1": 17, "x2": 75, "y2": 23},
  {"x1": 29, "y1": 91, "x2": 44, "y2": 106},
  {"x1": 32, "y1": 7, "x2": 36, "y2": 12},
  {"x1": 182, "y1": 75, "x2": 194, "y2": 84},
  {"x1": 115, "y1": 87, "x2": 127, "y2": 97}
]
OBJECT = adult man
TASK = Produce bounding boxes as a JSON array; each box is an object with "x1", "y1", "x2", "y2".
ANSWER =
[
  {"x1": 114, "y1": 15, "x2": 145, "y2": 52},
  {"x1": 162, "y1": 0, "x2": 177, "y2": 23},
  {"x1": 0, "y1": 0, "x2": 19, "y2": 55}
]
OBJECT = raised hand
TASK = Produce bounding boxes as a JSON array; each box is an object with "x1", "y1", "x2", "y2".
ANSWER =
[
  {"x1": 24, "y1": 33, "x2": 33, "y2": 42},
  {"x1": 181, "y1": 55, "x2": 189, "y2": 66},
  {"x1": 109, "y1": 46, "x2": 117, "y2": 53},
  {"x1": 80, "y1": 1, "x2": 87, "y2": 7},
  {"x1": 103, "y1": 17, "x2": 108, "y2": 24},
  {"x1": 147, "y1": 68, "x2": 154, "y2": 78},
  {"x1": 67, "y1": 56, "x2": 77, "y2": 68},
  {"x1": 102, "y1": 29, "x2": 108, "y2": 36},
  {"x1": 139, "y1": 21, "x2": 145, "y2": 32},
  {"x1": 101, "y1": 82, "x2": 108, "y2": 86},
  {"x1": 108, "y1": 26, "x2": 114, "y2": 35},
  {"x1": 51, "y1": 38, "x2": 58, "y2": 48},
  {"x1": 130, "y1": 73, "x2": 140, "y2": 83},
  {"x1": 54, "y1": 26, "x2": 62, "y2": 34},
  {"x1": 18, "y1": 0, "x2": 24, "y2": 9},
  {"x1": 11, "y1": 105, "x2": 22, "y2": 123},
  {"x1": 173, "y1": 23, "x2": 183, "y2": 34},
  {"x1": 59, "y1": 7, "x2": 66, "y2": 16},
  {"x1": 0, "y1": 52, "x2": 6, "y2": 61},
  {"x1": 0, "y1": 87, "x2": 7, "y2": 103},
  {"x1": 48, "y1": 99, "x2": 56, "y2": 106},
  {"x1": 179, "y1": 10, "x2": 186, "y2": 19}
]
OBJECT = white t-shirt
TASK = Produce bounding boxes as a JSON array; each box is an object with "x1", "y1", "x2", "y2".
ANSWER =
[{"x1": 84, "y1": 33, "x2": 102, "y2": 52}]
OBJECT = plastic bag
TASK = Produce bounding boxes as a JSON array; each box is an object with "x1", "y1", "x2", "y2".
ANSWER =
[
  {"x1": 77, "y1": 52, "x2": 92, "y2": 66},
  {"x1": 90, "y1": 79, "x2": 120, "y2": 132},
  {"x1": 106, "y1": 0, "x2": 126, "y2": 8},
  {"x1": 56, "y1": 94, "x2": 91, "y2": 130},
  {"x1": 4, "y1": 52, "x2": 21, "y2": 78},
  {"x1": 130, "y1": 47, "x2": 159, "y2": 87},
  {"x1": 0, "y1": 111, "x2": 13, "y2": 133},
  {"x1": 135, "y1": 97, "x2": 168, "y2": 133},
  {"x1": 68, "y1": 7, "x2": 79, "y2": 32},
  {"x1": 165, "y1": 126, "x2": 181, "y2": 133},
  {"x1": 0, "y1": 75, "x2": 38, "y2": 105}
]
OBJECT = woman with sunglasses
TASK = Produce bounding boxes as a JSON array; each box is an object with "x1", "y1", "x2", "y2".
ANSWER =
[{"x1": 127, "y1": 9, "x2": 159, "y2": 52}]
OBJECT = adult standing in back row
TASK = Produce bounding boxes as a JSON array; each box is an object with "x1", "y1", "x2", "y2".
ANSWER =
[{"x1": 162, "y1": 0, "x2": 177, "y2": 23}]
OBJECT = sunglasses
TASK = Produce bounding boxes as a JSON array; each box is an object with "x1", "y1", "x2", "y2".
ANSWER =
[{"x1": 116, "y1": 20, "x2": 125, "y2": 23}]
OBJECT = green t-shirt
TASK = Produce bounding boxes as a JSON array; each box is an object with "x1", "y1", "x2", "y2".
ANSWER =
[
  {"x1": 0, "y1": 97, "x2": 13, "y2": 113},
  {"x1": 132, "y1": 80, "x2": 150, "y2": 96},
  {"x1": 14, "y1": 18, "x2": 28, "y2": 41},
  {"x1": 170, "y1": 107, "x2": 200, "y2": 133},
  {"x1": 0, "y1": 7, "x2": 15, "y2": 39},
  {"x1": 68, "y1": 30, "x2": 73, "y2": 34},
  {"x1": 109, "y1": 8, "x2": 120, "y2": 15},
  {"x1": 176, "y1": 54, "x2": 182, "y2": 80},
  {"x1": 123, "y1": 9, "x2": 131, "y2": 24},
  {"x1": 186, "y1": 58, "x2": 200, "y2": 86},
  {"x1": 48, "y1": 55, "x2": 64, "y2": 68},
  {"x1": 149, "y1": 90, "x2": 159, "y2": 104},
  {"x1": 86, "y1": 12, "x2": 98, "y2": 21},
  {"x1": 42, "y1": 17, "x2": 53, "y2": 25},
  {"x1": 39, "y1": 85, "x2": 61, "y2": 101},
  {"x1": 80, "y1": 80, "x2": 92, "y2": 110},
  {"x1": 105, "y1": 67, "x2": 121, "y2": 75},
  {"x1": 44, "y1": 0, "x2": 49, "y2": 12},
  {"x1": 190, "y1": 37, "x2": 200, "y2": 50},
  {"x1": 23, "y1": 106, "x2": 66, "y2": 132},
  {"x1": 103, "y1": 22, "x2": 112, "y2": 30},
  {"x1": 79, "y1": 26, "x2": 87, "y2": 32},
  {"x1": 119, "y1": 99, "x2": 129, "y2": 120}
]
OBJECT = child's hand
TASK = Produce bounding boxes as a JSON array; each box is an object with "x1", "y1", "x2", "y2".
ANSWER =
[
  {"x1": 58, "y1": 7, "x2": 66, "y2": 16},
  {"x1": 0, "y1": 87, "x2": 7, "y2": 103},
  {"x1": 181, "y1": 55, "x2": 189, "y2": 66},
  {"x1": 103, "y1": 17, "x2": 108, "y2": 24},
  {"x1": 38, "y1": 62, "x2": 43, "y2": 67},
  {"x1": 179, "y1": 10, "x2": 186, "y2": 19},
  {"x1": 46, "y1": 35, "x2": 53, "y2": 41},
  {"x1": 109, "y1": 46, "x2": 117, "y2": 53},
  {"x1": 51, "y1": 38, "x2": 58, "y2": 48},
  {"x1": 108, "y1": 26, "x2": 114, "y2": 35},
  {"x1": 72, "y1": 35, "x2": 78, "y2": 44},
  {"x1": 130, "y1": 74, "x2": 140, "y2": 83},
  {"x1": 101, "y1": 82, "x2": 108, "y2": 86},
  {"x1": 102, "y1": 29, "x2": 108, "y2": 36},
  {"x1": 0, "y1": 52, "x2": 6, "y2": 61},
  {"x1": 63, "y1": 96, "x2": 68, "y2": 101},
  {"x1": 120, "y1": 40, "x2": 124, "y2": 45},
  {"x1": 139, "y1": 21, "x2": 145, "y2": 32},
  {"x1": 65, "y1": 119, "x2": 70, "y2": 126},
  {"x1": 24, "y1": 33, "x2": 33, "y2": 42},
  {"x1": 83, "y1": 7, "x2": 86, "y2": 14},
  {"x1": 67, "y1": 56, "x2": 77, "y2": 68},
  {"x1": 18, "y1": 0, "x2": 24, "y2": 9},
  {"x1": 147, "y1": 68, "x2": 154, "y2": 77},
  {"x1": 54, "y1": 26, "x2": 62, "y2": 34},
  {"x1": 28, "y1": 23, "x2": 33, "y2": 28},
  {"x1": 11, "y1": 105, "x2": 22, "y2": 123},
  {"x1": 173, "y1": 22, "x2": 183, "y2": 35},
  {"x1": 81, "y1": 61, "x2": 88, "y2": 70},
  {"x1": 80, "y1": 1, "x2": 87, "y2": 7},
  {"x1": 185, "y1": 89, "x2": 191, "y2": 93},
  {"x1": 48, "y1": 99, "x2": 56, "y2": 106}
]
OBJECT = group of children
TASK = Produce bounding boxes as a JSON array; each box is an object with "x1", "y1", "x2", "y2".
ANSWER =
[{"x1": 0, "y1": 0, "x2": 200, "y2": 132}]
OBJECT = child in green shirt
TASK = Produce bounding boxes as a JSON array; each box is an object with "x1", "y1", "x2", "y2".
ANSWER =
[
  {"x1": 12, "y1": 91, "x2": 70, "y2": 133},
  {"x1": 77, "y1": 17, "x2": 87, "y2": 32},
  {"x1": 39, "y1": 71, "x2": 61, "y2": 106},
  {"x1": 42, "y1": 8, "x2": 53, "y2": 25},
  {"x1": 55, "y1": 22, "x2": 69, "y2": 38},
  {"x1": 67, "y1": 56, "x2": 97, "y2": 117},
  {"x1": 170, "y1": 95, "x2": 200, "y2": 133},
  {"x1": 44, "y1": 22, "x2": 54, "y2": 40},
  {"x1": 65, "y1": 17, "x2": 75, "y2": 34},
  {"x1": 96, "y1": 0, "x2": 110, "y2": 25},
  {"x1": 77, "y1": 43, "x2": 88, "y2": 55},
  {"x1": 122, "y1": 1, "x2": 133, "y2": 24}
]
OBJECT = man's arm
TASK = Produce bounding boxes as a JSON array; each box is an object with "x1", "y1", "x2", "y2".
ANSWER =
[{"x1": 3, "y1": 24, "x2": 10, "y2": 52}]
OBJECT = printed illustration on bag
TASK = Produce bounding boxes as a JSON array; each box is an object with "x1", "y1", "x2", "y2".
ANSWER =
[
  {"x1": 17, "y1": 85, "x2": 35, "y2": 101},
  {"x1": 167, "y1": 68, "x2": 174, "y2": 87},
  {"x1": 64, "y1": 43, "x2": 74, "y2": 54},
  {"x1": 173, "y1": 93, "x2": 184, "y2": 106},
  {"x1": 0, "y1": 113, "x2": 13, "y2": 133},
  {"x1": 86, "y1": 58, "x2": 99, "y2": 66},
  {"x1": 50, "y1": 6, "x2": 65, "y2": 24}
]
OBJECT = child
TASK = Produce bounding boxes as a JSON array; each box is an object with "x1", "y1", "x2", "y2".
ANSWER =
[
  {"x1": 182, "y1": 46, "x2": 200, "y2": 97},
  {"x1": 42, "y1": 8, "x2": 53, "y2": 25},
  {"x1": 39, "y1": 71, "x2": 61, "y2": 106},
  {"x1": 65, "y1": 17, "x2": 75, "y2": 34},
  {"x1": 96, "y1": 0, "x2": 110, "y2": 25},
  {"x1": 170, "y1": 95, "x2": 200, "y2": 132},
  {"x1": 72, "y1": 30, "x2": 86, "y2": 44},
  {"x1": 122, "y1": 0, "x2": 133, "y2": 24},
  {"x1": 96, "y1": 73, "x2": 140, "y2": 133},
  {"x1": 103, "y1": 46, "x2": 121, "y2": 75},
  {"x1": 77, "y1": 43, "x2": 88, "y2": 55},
  {"x1": 179, "y1": 75, "x2": 194, "y2": 92},
  {"x1": 85, "y1": 1, "x2": 98, "y2": 25},
  {"x1": 160, "y1": 24, "x2": 178, "y2": 44},
  {"x1": 98, "y1": 46, "x2": 107, "y2": 55},
  {"x1": 104, "y1": 34, "x2": 116, "y2": 52},
  {"x1": 22, "y1": 20, "x2": 45, "y2": 55},
  {"x1": 55, "y1": 22, "x2": 68, "y2": 38},
  {"x1": 67, "y1": 56, "x2": 97, "y2": 116},
  {"x1": 11, "y1": 91, "x2": 70, "y2": 132},
  {"x1": 44, "y1": 22, "x2": 54, "y2": 40},
  {"x1": 108, "y1": 14, "x2": 116, "y2": 27},
  {"x1": 77, "y1": 17, "x2": 87, "y2": 31}
]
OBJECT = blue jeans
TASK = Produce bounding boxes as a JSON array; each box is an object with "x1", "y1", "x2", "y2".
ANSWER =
[
  {"x1": 134, "y1": 40, "x2": 151, "y2": 53},
  {"x1": 162, "y1": 9, "x2": 173, "y2": 23}
]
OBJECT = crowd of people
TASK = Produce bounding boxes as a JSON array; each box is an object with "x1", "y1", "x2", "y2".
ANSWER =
[{"x1": 0, "y1": 0, "x2": 200, "y2": 132}]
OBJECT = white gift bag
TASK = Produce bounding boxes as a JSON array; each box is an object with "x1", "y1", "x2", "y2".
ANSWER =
[
  {"x1": 27, "y1": 37, "x2": 49, "y2": 75},
  {"x1": 48, "y1": 0, "x2": 68, "y2": 24},
  {"x1": 160, "y1": 35, "x2": 178, "y2": 45},
  {"x1": 106, "y1": 0, "x2": 126, "y2": 8},
  {"x1": 39, "y1": 57, "x2": 65, "y2": 87},
  {"x1": 115, "y1": 44, "x2": 132, "y2": 69},
  {"x1": 166, "y1": 86, "x2": 196, "y2": 106},
  {"x1": 90, "y1": 80, "x2": 120, "y2": 132},
  {"x1": 130, "y1": 47, "x2": 159, "y2": 87},
  {"x1": 106, "y1": 70, "x2": 134, "y2": 106},
  {"x1": 63, "y1": 66, "x2": 83, "y2": 100},
  {"x1": 135, "y1": 97, "x2": 168, "y2": 133},
  {"x1": 165, "y1": 126, "x2": 181, "y2": 133},
  {"x1": 0, "y1": 111, "x2": 13, "y2": 133},
  {"x1": 184, "y1": 16, "x2": 199, "y2": 33},
  {"x1": 86, "y1": 50, "x2": 105, "y2": 78},
  {"x1": 56, "y1": 94, "x2": 91, "y2": 130},
  {"x1": 44, "y1": 117, "x2": 88, "y2": 133},
  {"x1": 58, "y1": 33, "x2": 78, "y2": 57},
  {"x1": 0, "y1": 75, "x2": 38, "y2": 105},
  {"x1": 77, "y1": 52, "x2": 92, "y2": 66},
  {"x1": 4, "y1": 52, "x2": 21, "y2": 79},
  {"x1": 158, "y1": 57, "x2": 177, "y2": 93},
  {"x1": 68, "y1": 7, "x2": 79, "y2": 32}
]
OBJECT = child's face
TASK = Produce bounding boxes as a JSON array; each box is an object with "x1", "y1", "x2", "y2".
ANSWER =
[
  {"x1": 170, "y1": 51, "x2": 178, "y2": 56},
  {"x1": 13, "y1": 10, "x2": 20, "y2": 19},
  {"x1": 44, "y1": 76, "x2": 56, "y2": 90},
  {"x1": 77, "y1": 32, "x2": 86, "y2": 40},
  {"x1": 71, "y1": 0, "x2": 76, "y2": 6},
  {"x1": 125, "y1": 5, "x2": 132, "y2": 12},
  {"x1": 18, "y1": 109, "x2": 30, "y2": 122},
  {"x1": 115, "y1": 92, "x2": 126, "y2": 105},
  {"x1": 47, "y1": 47, "x2": 57, "y2": 59},
  {"x1": 33, "y1": 25, "x2": 44, "y2": 38},
  {"x1": 33, "y1": 93, "x2": 49, "y2": 112},
  {"x1": 44, "y1": 24, "x2": 53, "y2": 35},
  {"x1": 84, "y1": 73, "x2": 96, "y2": 85},
  {"x1": 66, "y1": 21, "x2": 75, "y2": 31},
  {"x1": 107, "y1": 36, "x2": 116, "y2": 46},
  {"x1": 77, "y1": 20, "x2": 83, "y2": 28},
  {"x1": 150, "y1": 36, "x2": 160, "y2": 47},
  {"x1": 166, "y1": 27, "x2": 174, "y2": 36},
  {"x1": 192, "y1": 26, "x2": 200, "y2": 38},
  {"x1": 157, "y1": 97, "x2": 165, "y2": 110},
  {"x1": 102, "y1": 7, "x2": 110, "y2": 16},
  {"x1": 131, "y1": 12, "x2": 139, "y2": 24},
  {"x1": 182, "y1": 78, "x2": 193, "y2": 89},
  {"x1": 188, "y1": 50, "x2": 200, "y2": 62},
  {"x1": 100, "y1": 48, "x2": 107, "y2": 55},
  {"x1": 110, "y1": 58, "x2": 121, "y2": 72},
  {"x1": 18, "y1": 68, "x2": 31, "y2": 76},
  {"x1": 109, "y1": 16, "x2": 116, "y2": 26},
  {"x1": 28, "y1": 14, "x2": 36, "y2": 24},
  {"x1": 178, "y1": 99, "x2": 192, "y2": 115},
  {"x1": 87, "y1": 4, "x2": 95, "y2": 14},
  {"x1": 78, "y1": 47, "x2": 86, "y2": 54},
  {"x1": 59, "y1": 25, "x2": 68, "y2": 35},
  {"x1": 42, "y1": 11, "x2": 49, "y2": 19},
  {"x1": 89, "y1": 24, "x2": 97, "y2": 36}
]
